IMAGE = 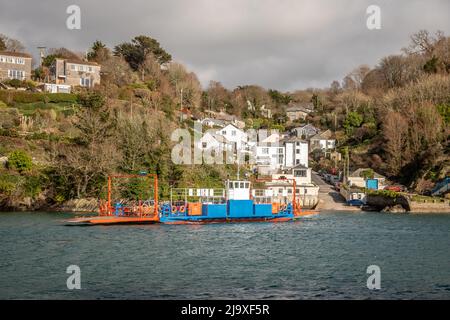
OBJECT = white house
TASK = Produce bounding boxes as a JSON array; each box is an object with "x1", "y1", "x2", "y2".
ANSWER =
[
  {"x1": 310, "y1": 129, "x2": 336, "y2": 151},
  {"x1": 267, "y1": 165, "x2": 319, "y2": 208},
  {"x1": 285, "y1": 103, "x2": 314, "y2": 122},
  {"x1": 283, "y1": 137, "x2": 309, "y2": 168},
  {"x1": 216, "y1": 124, "x2": 248, "y2": 152},
  {"x1": 346, "y1": 168, "x2": 386, "y2": 190},
  {"x1": 255, "y1": 133, "x2": 285, "y2": 175},
  {"x1": 196, "y1": 132, "x2": 232, "y2": 152},
  {"x1": 292, "y1": 124, "x2": 320, "y2": 140}
]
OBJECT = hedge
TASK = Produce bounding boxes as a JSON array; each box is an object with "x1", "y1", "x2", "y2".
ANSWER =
[{"x1": 0, "y1": 90, "x2": 78, "y2": 105}]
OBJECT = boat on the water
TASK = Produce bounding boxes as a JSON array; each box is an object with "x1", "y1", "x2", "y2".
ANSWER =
[{"x1": 65, "y1": 173, "x2": 318, "y2": 226}]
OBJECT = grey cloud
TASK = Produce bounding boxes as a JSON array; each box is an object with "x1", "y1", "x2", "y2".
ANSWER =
[{"x1": 0, "y1": 0, "x2": 449, "y2": 91}]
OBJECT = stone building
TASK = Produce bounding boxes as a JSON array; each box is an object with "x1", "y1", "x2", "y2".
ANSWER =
[
  {"x1": 0, "y1": 51, "x2": 32, "y2": 81},
  {"x1": 50, "y1": 58, "x2": 100, "y2": 88}
]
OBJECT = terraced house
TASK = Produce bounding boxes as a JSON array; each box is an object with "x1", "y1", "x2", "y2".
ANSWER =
[
  {"x1": 50, "y1": 58, "x2": 101, "y2": 88},
  {"x1": 0, "y1": 51, "x2": 32, "y2": 81}
]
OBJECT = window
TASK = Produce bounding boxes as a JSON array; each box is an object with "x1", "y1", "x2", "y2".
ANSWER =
[
  {"x1": 231, "y1": 130, "x2": 236, "y2": 136},
  {"x1": 234, "y1": 182, "x2": 239, "y2": 188},
  {"x1": 78, "y1": 65, "x2": 84, "y2": 71},
  {"x1": 278, "y1": 188, "x2": 283, "y2": 194},
  {"x1": 296, "y1": 189, "x2": 300, "y2": 194},
  {"x1": 16, "y1": 58, "x2": 25, "y2": 64},
  {"x1": 240, "y1": 182, "x2": 245, "y2": 188},
  {"x1": 202, "y1": 142, "x2": 207, "y2": 148},
  {"x1": 70, "y1": 65, "x2": 76, "y2": 70},
  {"x1": 229, "y1": 182, "x2": 233, "y2": 188},
  {"x1": 294, "y1": 169, "x2": 306, "y2": 177},
  {"x1": 222, "y1": 131, "x2": 226, "y2": 135},
  {"x1": 296, "y1": 142, "x2": 300, "y2": 146},
  {"x1": 8, "y1": 69, "x2": 24, "y2": 80},
  {"x1": 244, "y1": 182, "x2": 249, "y2": 188},
  {"x1": 88, "y1": 66, "x2": 93, "y2": 72},
  {"x1": 287, "y1": 188, "x2": 292, "y2": 194},
  {"x1": 80, "y1": 78, "x2": 91, "y2": 87},
  {"x1": 262, "y1": 148, "x2": 269, "y2": 154},
  {"x1": 278, "y1": 155, "x2": 284, "y2": 164},
  {"x1": 295, "y1": 159, "x2": 300, "y2": 165},
  {"x1": 296, "y1": 149, "x2": 300, "y2": 154}
]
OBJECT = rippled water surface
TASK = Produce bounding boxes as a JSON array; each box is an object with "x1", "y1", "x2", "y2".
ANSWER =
[{"x1": 0, "y1": 211, "x2": 449, "y2": 299}]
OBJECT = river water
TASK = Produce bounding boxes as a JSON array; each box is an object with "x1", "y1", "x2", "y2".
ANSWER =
[{"x1": 0, "y1": 211, "x2": 449, "y2": 299}]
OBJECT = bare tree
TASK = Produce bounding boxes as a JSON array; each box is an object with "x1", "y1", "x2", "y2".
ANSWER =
[
  {"x1": 403, "y1": 30, "x2": 445, "y2": 56},
  {"x1": 0, "y1": 34, "x2": 25, "y2": 52},
  {"x1": 383, "y1": 111, "x2": 408, "y2": 176}
]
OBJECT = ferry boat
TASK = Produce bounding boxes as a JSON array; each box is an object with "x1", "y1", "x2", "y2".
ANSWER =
[{"x1": 65, "y1": 173, "x2": 318, "y2": 226}]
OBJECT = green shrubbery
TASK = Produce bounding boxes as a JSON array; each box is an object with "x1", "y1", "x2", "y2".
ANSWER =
[
  {"x1": 0, "y1": 174, "x2": 19, "y2": 195},
  {"x1": 7, "y1": 150, "x2": 33, "y2": 172},
  {"x1": 366, "y1": 189, "x2": 400, "y2": 198},
  {"x1": 0, "y1": 90, "x2": 78, "y2": 105}
]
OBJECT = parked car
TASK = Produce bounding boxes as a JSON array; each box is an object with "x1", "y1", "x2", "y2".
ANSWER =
[
  {"x1": 334, "y1": 182, "x2": 342, "y2": 191},
  {"x1": 384, "y1": 185, "x2": 406, "y2": 192}
]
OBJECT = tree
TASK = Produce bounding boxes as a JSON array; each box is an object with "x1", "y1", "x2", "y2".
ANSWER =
[
  {"x1": 87, "y1": 40, "x2": 110, "y2": 63},
  {"x1": 56, "y1": 142, "x2": 118, "y2": 198},
  {"x1": 42, "y1": 48, "x2": 81, "y2": 67},
  {"x1": 423, "y1": 56, "x2": 439, "y2": 74},
  {"x1": 342, "y1": 75, "x2": 357, "y2": 90},
  {"x1": 73, "y1": 92, "x2": 115, "y2": 147},
  {"x1": 100, "y1": 56, "x2": 139, "y2": 88},
  {"x1": 203, "y1": 81, "x2": 231, "y2": 112},
  {"x1": 330, "y1": 80, "x2": 341, "y2": 95},
  {"x1": 55, "y1": 94, "x2": 118, "y2": 198},
  {"x1": 114, "y1": 35, "x2": 172, "y2": 80},
  {"x1": 0, "y1": 37, "x2": 6, "y2": 51},
  {"x1": 378, "y1": 55, "x2": 424, "y2": 88},
  {"x1": 0, "y1": 34, "x2": 25, "y2": 52},
  {"x1": 268, "y1": 89, "x2": 292, "y2": 105},
  {"x1": 403, "y1": 30, "x2": 444, "y2": 56},
  {"x1": 343, "y1": 65, "x2": 371, "y2": 90},
  {"x1": 167, "y1": 62, "x2": 202, "y2": 109},
  {"x1": 343, "y1": 111, "x2": 363, "y2": 135}
]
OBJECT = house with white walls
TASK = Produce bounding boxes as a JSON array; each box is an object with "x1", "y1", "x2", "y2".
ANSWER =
[
  {"x1": 254, "y1": 133, "x2": 285, "y2": 175},
  {"x1": 310, "y1": 129, "x2": 336, "y2": 151},
  {"x1": 282, "y1": 136, "x2": 309, "y2": 168},
  {"x1": 346, "y1": 168, "x2": 386, "y2": 190},
  {"x1": 196, "y1": 132, "x2": 232, "y2": 153},
  {"x1": 267, "y1": 164, "x2": 319, "y2": 208},
  {"x1": 292, "y1": 124, "x2": 320, "y2": 139},
  {"x1": 216, "y1": 124, "x2": 248, "y2": 152}
]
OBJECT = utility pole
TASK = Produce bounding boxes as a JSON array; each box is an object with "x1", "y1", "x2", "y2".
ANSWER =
[
  {"x1": 180, "y1": 88, "x2": 183, "y2": 110},
  {"x1": 130, "y1": 92, "x2": 133, "y2": 119},
  {"x1": 179, "y1": 88, "x2": 183, "y2": 122},
  {"x1": 37, "y1": 46, "x2": 46, "y2": 66},
  {"x1": 236, "y1": 151, "x2": 240, "y2": 180}
]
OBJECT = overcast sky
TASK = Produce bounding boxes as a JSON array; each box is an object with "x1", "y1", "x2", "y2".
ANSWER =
[{"x1": 1, "y1": 0, "x2": 449, "y2": 91}]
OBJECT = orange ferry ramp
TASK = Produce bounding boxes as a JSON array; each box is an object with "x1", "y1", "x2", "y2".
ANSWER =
[{"x1": 65, "y1": 215, "x2": 159, "y2": 226}]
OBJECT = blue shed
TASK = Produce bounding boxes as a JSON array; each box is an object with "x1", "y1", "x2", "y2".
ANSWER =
[{"x1": 366, "y1": 179, "x2": 379, "y2": 190}]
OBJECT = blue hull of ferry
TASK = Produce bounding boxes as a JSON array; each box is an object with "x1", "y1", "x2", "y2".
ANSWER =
[{"x1": 159, "y1": 200, "x2": 295, "y2": 224}]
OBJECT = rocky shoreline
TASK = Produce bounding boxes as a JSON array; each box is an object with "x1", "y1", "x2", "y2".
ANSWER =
[
  {"x1": 0, "y1": 197, "x2": 99, "y2": 213},
  {"x1": 364, "y1": 193, "x2": 450, "y2": 213}
]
